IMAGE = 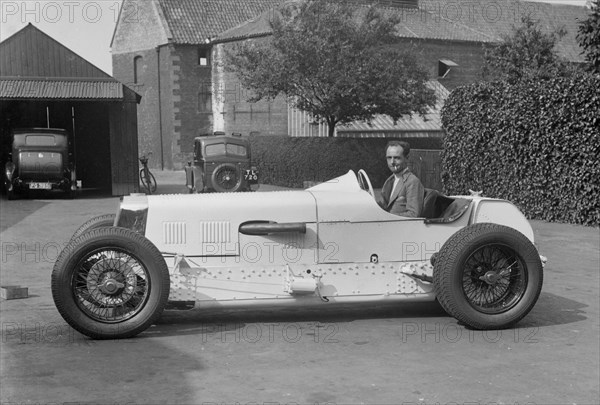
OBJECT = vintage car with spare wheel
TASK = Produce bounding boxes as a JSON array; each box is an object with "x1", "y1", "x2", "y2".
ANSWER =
[
  {"x1": 4, "y1": 128, "x2": 77, "y2": 199},
  {"x1": 184, "y1": 131, "x2": 258, "y2": 193}
]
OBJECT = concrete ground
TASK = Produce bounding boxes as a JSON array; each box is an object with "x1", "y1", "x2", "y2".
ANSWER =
[{"x1": 1, "y1": 171, "x2": 599, "y2": 404}]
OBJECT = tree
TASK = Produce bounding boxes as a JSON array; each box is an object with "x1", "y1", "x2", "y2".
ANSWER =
[
  {"x1": 225, "y1": 0, "x2": 436, "y2": 137},
  {"x1": 577, "y1": 0, "x2": 600, "y2": 74},
  {"x1": 483, "y1": 15, "x2": 568, "y2": 83}
]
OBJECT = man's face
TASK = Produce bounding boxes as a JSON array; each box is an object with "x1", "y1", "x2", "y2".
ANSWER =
[{"x1": 386, "y1": 146, "x2": 407, "y2": 174}]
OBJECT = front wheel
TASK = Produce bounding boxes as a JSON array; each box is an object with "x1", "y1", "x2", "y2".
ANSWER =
[
  {"x1": 51, "y1": 227, "x2": 170, "y2": 339},
  {"x1": 433, "y1": 223, "x2": 543, "y2": 329}
]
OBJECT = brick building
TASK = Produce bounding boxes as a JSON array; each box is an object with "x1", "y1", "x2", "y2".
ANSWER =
[
  {"x1": 111, "y1": 0, "x2": 588, "y2": 169},
  {"x1": 111, "y1": 0, "x2": 280, "y2": 170}
]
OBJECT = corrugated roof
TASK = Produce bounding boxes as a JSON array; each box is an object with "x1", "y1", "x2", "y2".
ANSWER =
[
  {"x1": 0, "y1": 80, "x2": 124, "y2": 100},
  {"x1": 158, "y1": 0, "x2": 280, "y2": 44},
  {"x1": 337, "y1": 81, "x2": 449, "y2": 134}
]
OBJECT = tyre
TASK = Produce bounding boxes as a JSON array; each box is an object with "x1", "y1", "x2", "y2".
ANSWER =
[
  {"x1": 211, "y1": 163, "x2": 242, "y2": 192},
  {"x1": 52, "y1": 227, "x2": 170, "y2": 339},
  {"x1": 70, "y1": 214, "x2": 116, "y2": 241},
  {"x1": 140, "y1": 169, "x2": 157, "y2": 194},
  {"x1": 433, "y1": 223, "x2": 543, "y2": 330}
]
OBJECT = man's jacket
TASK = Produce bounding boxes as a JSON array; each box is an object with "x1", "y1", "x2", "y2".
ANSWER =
[{"x1": 378, "y1": 168, "x2": 424, "y2": 217}]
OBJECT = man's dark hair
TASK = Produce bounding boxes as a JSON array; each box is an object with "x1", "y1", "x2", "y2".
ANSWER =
[{"x1": 386, "y1": 140, "x2": 410, "y2": 157}]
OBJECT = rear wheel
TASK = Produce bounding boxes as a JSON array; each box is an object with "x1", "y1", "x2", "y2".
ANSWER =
[
  {"x1": 140, "y1": 169, "x2": 157, "y2": 194},
  {"x1": 52, "y1": 227, "x2": 170, "y2": 339},
  {"x1": 433, "y1": 223, "x2": 543, "y2": 329}
]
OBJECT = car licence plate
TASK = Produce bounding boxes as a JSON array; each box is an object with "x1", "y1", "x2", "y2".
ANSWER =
[
  {"x1": 244, "y1": 169, "x2": 258, "y2": 183},
  {"x1": 29, "y1": 182, "x2": 51, "y2": 190}
]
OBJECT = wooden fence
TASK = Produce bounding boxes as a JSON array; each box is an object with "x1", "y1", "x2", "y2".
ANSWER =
[{"x1": 408, "y1": 149, "x2": 443, "y2": 191}]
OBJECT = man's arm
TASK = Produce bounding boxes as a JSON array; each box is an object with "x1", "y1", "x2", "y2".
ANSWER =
[{"x1": 403, "y1": 178, "x2": 424, "y2": 218}]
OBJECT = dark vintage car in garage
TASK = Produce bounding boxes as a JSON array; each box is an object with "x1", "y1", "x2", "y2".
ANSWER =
[
  {"x1": 184, "y1": 132, "x2": 258, "y2": 193},
  {"x1": 3, "y1": 128, "x2": 77, "y2": 199}
]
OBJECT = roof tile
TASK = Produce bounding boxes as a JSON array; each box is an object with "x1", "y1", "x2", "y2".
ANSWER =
[
  {"x1": 215, "y1": 1, "x2": 589, "y2": 61},
  {"x1": 158, "y1": 0, "x2": 281, "y2": 44}
]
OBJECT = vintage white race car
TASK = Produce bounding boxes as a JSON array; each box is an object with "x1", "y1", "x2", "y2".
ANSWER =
[{"x1": 51, "y1": 170, "x2": 544, "y2": 339}]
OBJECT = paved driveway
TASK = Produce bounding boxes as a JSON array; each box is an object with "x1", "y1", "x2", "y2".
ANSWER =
[{"x1": 1, "y1": 172, "x2": 598, "y2": 404}]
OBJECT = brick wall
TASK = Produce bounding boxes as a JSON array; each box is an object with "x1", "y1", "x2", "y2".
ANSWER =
[
  {"x1": 214, "y1": 42, "x2": 289, "y2": 137},
  {"x1": 402, "y1": 38, "x2": 487, "y2": 91},
  {"x1": 113, "y1": 48, "x2": 165, "y2": 169},
  {"x1": 171, "y1": 45, "x2": 214, "y2": 168}
]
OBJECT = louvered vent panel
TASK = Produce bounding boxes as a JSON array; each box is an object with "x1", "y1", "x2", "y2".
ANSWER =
[
  {"x1": 163, "y1": 222, "x2": 186, "y2": 245},
  {"x1": 201, "y1": 221, "x2": 231, "y2": 243}
]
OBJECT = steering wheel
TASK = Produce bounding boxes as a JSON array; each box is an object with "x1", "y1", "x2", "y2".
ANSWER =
[{"x1": 357, "y1": 169, "x2": 375, "y2": 199}]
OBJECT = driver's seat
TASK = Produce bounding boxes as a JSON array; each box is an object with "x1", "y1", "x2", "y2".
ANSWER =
[
  {"x1": 421, "y1": 188, "x2": 456, "y2": 219},
  {"x1": 421, "y1": 188, "x2": 440, "y2": 219}
]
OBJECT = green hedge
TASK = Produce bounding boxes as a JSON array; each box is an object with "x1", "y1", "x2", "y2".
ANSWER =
[
  {"x1": 249, "y1": 136, "x2": 442, "y2": 188},
  {"x1": 441, "y1": 72, "x2": 600, "y2": 226}
]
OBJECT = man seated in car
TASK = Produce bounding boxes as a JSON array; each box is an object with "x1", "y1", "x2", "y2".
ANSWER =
[{"x1": 377, "y1": 140, "x2": 424, "y2": 217}]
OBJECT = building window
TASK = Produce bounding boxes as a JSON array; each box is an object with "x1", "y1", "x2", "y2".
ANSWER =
[
  {"x1": 438, "y1": 59, "x2": 458, "y2": 78},
  {"x1": 198, "y1": 91, "x2": 212, "y2": 113},
  {"x1": 198, "y1": 47, "x2": 211, "y2": 66},
  {"x1": 134, "y1": 56, "x2": 143, "y2": 84}
]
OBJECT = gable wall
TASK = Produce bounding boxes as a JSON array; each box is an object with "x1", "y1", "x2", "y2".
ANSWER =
[
  {"x1": 213, "y1": 40, "x2": 289, "y2": 137},
  {"x1": 1, "y1": 25, "x2": 110, "y2": 78},
  {"x1": 402, "y1": 38, "x2": 487, "y2": 91},
  {"x1": 111, "y1": 0, "x2": 169, "y2": 54}
]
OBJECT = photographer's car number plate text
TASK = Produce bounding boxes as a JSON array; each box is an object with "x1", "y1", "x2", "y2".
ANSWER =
[{"x1": 29, "y1": 182, "x2": 51, "y2": 190}]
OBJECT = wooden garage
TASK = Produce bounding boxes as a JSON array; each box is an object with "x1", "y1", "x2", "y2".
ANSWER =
[{"x1": 0, "y1": 24, "x2": 140, "y2": 196}]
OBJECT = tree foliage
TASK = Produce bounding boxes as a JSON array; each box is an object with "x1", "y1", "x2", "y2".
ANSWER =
[
  {"x1": 225, "y1": 0, "x2": 436, "y2": 137},
  {"x1": 577, "y1": 0, "x2": 600, "y2": 74},
  {"x1": 441, "y1": 73, "x2": 600, "y2": 226},
  {"x1": 483, "y1": 15, "x2": 569, "y2": 83}
]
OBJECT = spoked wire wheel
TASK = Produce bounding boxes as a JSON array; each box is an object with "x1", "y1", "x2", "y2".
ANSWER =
[
  {"x1": 461, "y1": 244, "x2": 527, "y2": 314},
  {"x1": 433, "y1": 223, "x2": 543, "y2": 329},
  {"x1": 52, "y1": 227, "x2": 169, "y2": 339},
  {"x1": 73, "y1": 248, "x2": 150, "y2": 323},
  {"x1": 211, "y1": 163, "x2": 242, "y2": 192}
]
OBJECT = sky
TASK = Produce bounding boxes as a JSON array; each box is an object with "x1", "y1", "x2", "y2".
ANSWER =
[{"x1": 0, "y1": 0, "x2": 591, "y2": 76}]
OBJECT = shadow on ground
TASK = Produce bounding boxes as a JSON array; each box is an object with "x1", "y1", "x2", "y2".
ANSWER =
[{"x1": 143, "y1": 301, "x2": 446, "y2": 338}]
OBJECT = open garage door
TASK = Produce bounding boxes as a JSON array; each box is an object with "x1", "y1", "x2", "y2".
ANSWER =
[{"x1": 1, "y1": 100, "x2": 112, "y2": 193}]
